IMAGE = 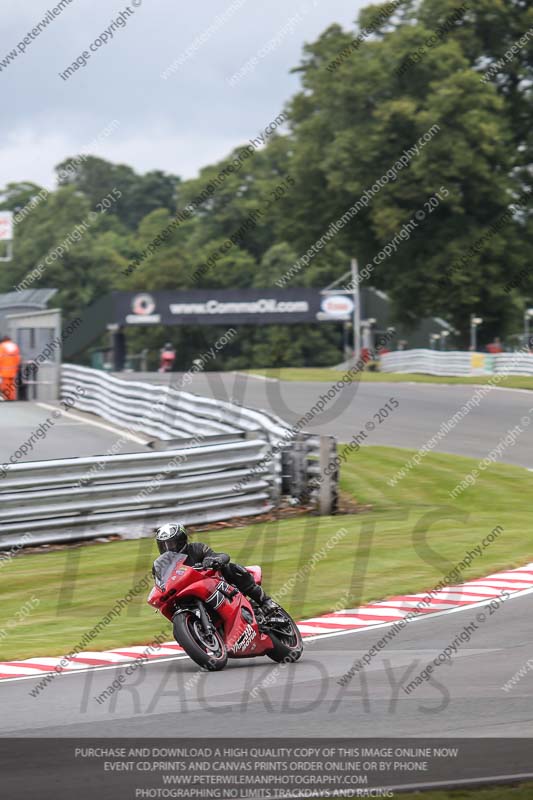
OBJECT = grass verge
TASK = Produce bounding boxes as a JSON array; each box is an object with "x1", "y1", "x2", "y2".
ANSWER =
[
  {"x1": 1, "y1": 446, "x2": 532, "y2": 661},
  {"x1": 318, "y1": 784, "x2": 533, "y2": 799},
  {"x1": 245, "y1": 368, "x2": 533, "y2": 390}
]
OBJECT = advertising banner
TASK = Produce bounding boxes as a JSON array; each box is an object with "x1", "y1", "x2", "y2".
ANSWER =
[
  {"x1": 116, "y1": 289, "x2": 343, "y2": 327},
  {"x1": 0, "y1": 211, "x2": 14, "y2": 241}
]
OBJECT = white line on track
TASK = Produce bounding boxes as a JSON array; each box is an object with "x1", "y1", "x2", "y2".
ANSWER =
[
  {"x1": 469, "y1": 384, "x2": 533, "y2": 395},
  {"x1": 0, "y1": 654, "x2": 192, "y2": 685},
  {"x1": 2, "y1": 585, "x2": 532, "y2": 687},
  {"x1": 36, "y1": 403, "x2": 147, "y2": 444},
  {"x1": 231, "y1": 371, "x2": 278, "y2": 383},
  {"x1": 380, "y1": 381, "x2": 533, "y2": 395}
]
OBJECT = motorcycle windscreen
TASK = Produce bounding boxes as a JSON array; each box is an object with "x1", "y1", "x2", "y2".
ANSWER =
[{"x1": 153, "y1": 552, "x2": 187, "y2": 591}]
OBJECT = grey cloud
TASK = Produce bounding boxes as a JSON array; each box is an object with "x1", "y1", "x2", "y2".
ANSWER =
[{"x1": 0, "y1": 0, "x2": 364, "y2": 187}]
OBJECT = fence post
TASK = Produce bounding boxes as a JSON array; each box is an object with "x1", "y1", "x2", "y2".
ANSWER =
[{"x1": 318, "y1": 436, "x2": 337, "y2": 516}]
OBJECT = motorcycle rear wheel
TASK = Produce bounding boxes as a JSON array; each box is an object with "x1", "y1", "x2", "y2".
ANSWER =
[{"x1": 173, "y1": 610, "x2": 228, "y2": 671}]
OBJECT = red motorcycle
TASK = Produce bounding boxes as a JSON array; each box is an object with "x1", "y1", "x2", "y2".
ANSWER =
[{"x1": 148, "y1": 552, "x2": 303, "y2": 671}]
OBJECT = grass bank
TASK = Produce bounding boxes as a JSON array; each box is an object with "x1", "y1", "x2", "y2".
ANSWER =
[
  {"x1": 1, "y1": 446, "x2": 532, "y2": 660},
  {"x1": 246, "y1": 368, "x2": 533, "y2": 390}
]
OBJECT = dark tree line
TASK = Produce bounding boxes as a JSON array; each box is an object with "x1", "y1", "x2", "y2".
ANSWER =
[{"x1": 0, "y1": 0, "x2": 531, "y2": 364}]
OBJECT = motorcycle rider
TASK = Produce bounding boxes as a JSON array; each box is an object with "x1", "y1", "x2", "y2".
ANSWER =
[
  {"x1": 159, "y1": 342, "x2": 176, "y2": 373},
  {"x1": 153, "y1": 522, "x2": 278, "y2": 613}
]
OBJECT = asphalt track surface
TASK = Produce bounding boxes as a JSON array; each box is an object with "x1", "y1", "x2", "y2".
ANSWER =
[
  {"x1": 2, "y1": 372, "x2": 533, "y2": 467},
  {"x1": 2, "y1": 374, "x2": 533, "y2": 755},
  {"x1": 0, "y1": 400, "x2": 148, "y2": 466},
  {"x1": 1, "y1": 590, "x2": 532, "y2": 738},
  {"x1": 119, "y1": 371, "x2": 533, "y2": 467}
]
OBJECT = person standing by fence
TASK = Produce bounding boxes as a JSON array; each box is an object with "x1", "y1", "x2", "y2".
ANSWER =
[
  {"x1": 486, "y1": 337, "x2": 503, "y2": 354},
  {"x1": 0, "y1": 336, "x2": 21, "y2": 401},
  {"x1": 159, "y1": 342, "x2": 176, "y2": 372}
]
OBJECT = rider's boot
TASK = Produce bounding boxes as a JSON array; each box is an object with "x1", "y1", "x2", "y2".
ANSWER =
[{"x1": 248, "y1": 584, "x2": 278, "y2": 614}]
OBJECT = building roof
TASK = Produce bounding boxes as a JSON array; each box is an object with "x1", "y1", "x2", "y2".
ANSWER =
[{"x1": 0, "y1": 288, "x2": 57, "y2": 309}]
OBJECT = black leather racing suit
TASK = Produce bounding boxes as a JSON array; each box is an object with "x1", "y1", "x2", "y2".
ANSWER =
[{"x1": 180, "y1": 542, "x2": 267, "y2": 604}]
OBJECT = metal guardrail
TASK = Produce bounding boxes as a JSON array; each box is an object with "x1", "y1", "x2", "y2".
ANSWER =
[
  {"x1": 282, "y1": 434, "x2": 338, "y2": 515},
  {"x1": 62, "y1": 364, "x2": 290, "y2": 442},
  {"x1": 380, "y1": 349, "x2": 533, "y2": 376},
  {"x1": 308, "y1": 435, "x2": 339, "y2": 515},
  {"x1": 0, "y1": 439, "x2": 281, "y2": 550},
  {"x1": 62, "y1": 365, "x2": 338, "y2": 511},
  {"x1": 0, "y1": 367, "x2": 339, "y2": 550}
]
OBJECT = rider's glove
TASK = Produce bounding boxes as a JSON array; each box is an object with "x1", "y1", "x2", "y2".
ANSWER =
[{"x1": 202, "y1": 556, "x2": 222, "y2": 569}]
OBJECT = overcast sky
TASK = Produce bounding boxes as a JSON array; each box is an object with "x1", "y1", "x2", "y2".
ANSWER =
[{"x1": 0, "y1": 0, "x2": 365, "y2": 190}]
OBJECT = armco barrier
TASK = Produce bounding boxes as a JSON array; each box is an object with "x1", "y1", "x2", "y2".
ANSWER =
[
  {"x1": 62, "y1": 364, "x2": 290, "y2": 442},
  {"x1": 380, "y1": 349, "x2": 533, "y2": 376},
  {"x1": 0, "y1": 439, "x2": 280, "y2": 550},
  {"x1": 61, "y1": 366, "x2": 338, "y2": 515},
  {"x1": 0, "y1": 365, "x2": 339, "y2": 549}
]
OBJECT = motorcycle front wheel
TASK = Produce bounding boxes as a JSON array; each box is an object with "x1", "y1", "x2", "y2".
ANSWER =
[
  {"x1": 266, "y1": 608, "x2": 303, "y2": 664},
  {"x1": 173, "y1": 610, "x2": 228, "y2": 671}
]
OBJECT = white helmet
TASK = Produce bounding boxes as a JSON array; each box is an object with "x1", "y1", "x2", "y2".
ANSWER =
[{"x1": 155, "y1": 522, "x2": 187, "y2": 555}]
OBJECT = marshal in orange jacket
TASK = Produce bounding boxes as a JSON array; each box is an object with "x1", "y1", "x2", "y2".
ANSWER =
[{"x1": 0, "y1": 337, "x2": 21, "y2": 401}]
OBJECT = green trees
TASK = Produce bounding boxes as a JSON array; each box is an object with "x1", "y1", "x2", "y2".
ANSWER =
[
  {"x1": 0, "y1": 186, "x2": 127, "y2": 321},
  {"x1": 0, "y1": 0, "x2": 530, "y2": 360},
  {"x1": 0, "y1": 182, "x2": 48, "y2": 214},
  {"x1": 56, "y1": 156, "x2": 179, "y2": 229},
  {"x1": 284, "y1": 0, "x2": 531, "y2": 343}
]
